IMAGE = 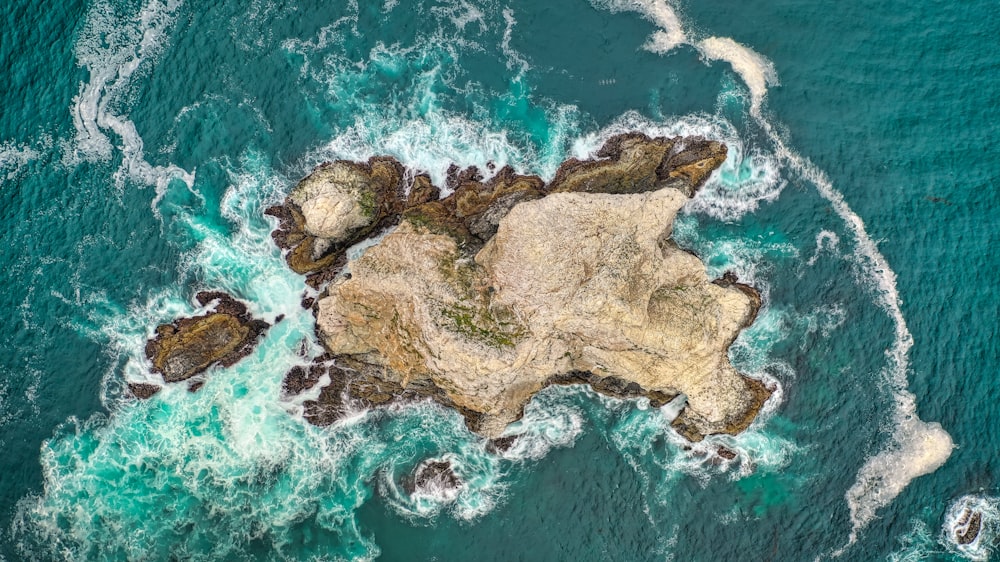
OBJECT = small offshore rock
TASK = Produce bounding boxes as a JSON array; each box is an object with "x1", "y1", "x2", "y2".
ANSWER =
[
  {"x1": 144, "y1": 292, "x2": 269, "y2": 385},
  {"x1": 128, "y1": 382, "x2": 161, "y2": 399},
  {"x1": 717, "y1": 446, "x2": 738, "y2": 460},
  {"x1": 486, "y1": 435, "x2": 518, "y2": 455},
  {"x1": 402, "y1": 460, "x2": 461, "y2": 496},
  {"x1": 955, "y1": 508, "x2": 983, "y2": 545}
]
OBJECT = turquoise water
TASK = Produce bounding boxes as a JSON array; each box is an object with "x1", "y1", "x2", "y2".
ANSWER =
[{"x1": 1, "y1": 0, "x2": 997, "y2": 560}]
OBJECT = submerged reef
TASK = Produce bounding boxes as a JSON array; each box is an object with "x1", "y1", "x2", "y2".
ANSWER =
[{"x1": 269, "y1": 132, "x2": 770, "y2": 441}]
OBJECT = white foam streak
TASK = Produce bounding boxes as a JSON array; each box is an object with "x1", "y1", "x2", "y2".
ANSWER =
[
  {"x1": 501, "y1": 9, "x2": 530, "y2": 73},
  {"x1": 68, "y1": 0, "x2": 195, "y2": 209},
  {"x1": 494, "y1": 386, "x2": 585, "y2": 461},
  {"x1": 0, "y1": 140, "x2": 42, "y2": 182},
  {"x1": 807, "y1": 230, "x2": 841, "y2": 266},
  {"x1": 697, "y1": 37, "x2": 779, "y2": 116},
  {"x1": 758, "y1": 122, "x2": 954, "y2": 546},
  {"x1": 316, "y1": 113, "x2": 537, "y2": 191},
  {"x1": 589, "y1": 0, "x2": 687, "y2": 53},
  {"x1": 582, "y1": 0, "x2": 953, "y2": 543},
  {"x1": 431, "y1": 0, "x2": 487, "y2": 34}
]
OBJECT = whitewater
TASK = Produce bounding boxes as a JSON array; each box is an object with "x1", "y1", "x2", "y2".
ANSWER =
[{"x1": 3, "y1": 0, "x2": 994, "y2": 560}]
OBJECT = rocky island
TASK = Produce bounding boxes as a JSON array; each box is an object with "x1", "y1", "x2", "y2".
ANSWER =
[
  {"x1": 141, "y1": 132, "x2": 770, "y2": 443},
  {"x1": 271, "y1": 132, "x2": 769, "y2": 441}
]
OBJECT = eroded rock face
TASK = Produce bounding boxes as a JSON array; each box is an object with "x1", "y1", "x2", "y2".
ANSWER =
[
  {"x1": 143, "y1": 292, "x2": 269, "y2": 387},
  {"x1": 277, "y1": 133, "x2": 770, "y2": 441}
]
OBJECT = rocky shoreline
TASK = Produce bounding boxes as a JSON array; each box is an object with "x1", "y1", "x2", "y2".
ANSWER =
[
  {"x1": 137, "y1": 132, "x2": 771, "y2": 443},
  {"x1": 271, "y1": 132, "x2": 770, "y2": 441}
]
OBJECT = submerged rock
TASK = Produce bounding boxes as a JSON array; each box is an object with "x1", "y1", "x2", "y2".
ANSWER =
[
  {"x1": 143, "y1": 292, "x2": 269, "y2": 387},
  {"x1": 278, "y1": 133, "x2": 770, "y2": 441}
]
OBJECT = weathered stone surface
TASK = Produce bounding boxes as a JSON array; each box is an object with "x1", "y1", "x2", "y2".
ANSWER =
[
  {"x1": 717, "y1": 446, "x2": 738, "y2": 460},
  {"x1": 547, "y1": 133, "x2": 726, "y2": 196},
  {"x1": 266, "y1": 157, "x2": 412, "y2": 287},
  {"x1": 280, "y1": 133, "x2": 770, "y2": 441},
  {"x1": 955, "y1": 508, "x2": 983, "y2": 545},
  {"x1": 143, "y1": 292, "x2": 269, "y2": 386},
  {"x1": 128, "y1": 382, "x2": 161, "y2": 399},
  {"x1": 402, "y1": 460, "x2": 461, "y2": 496},
  {"x1": 486, "y1": 435, "x2": 518, "y2": 455}
]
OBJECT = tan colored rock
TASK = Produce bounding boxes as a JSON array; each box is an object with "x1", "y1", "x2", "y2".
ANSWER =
[
  {"x1": 267, "y1": 157, "x2": 423, "y2": 287},
  {"x1": 278, "y1": 133, "x2": 768, "y2": 441},
  {"x1": 289, "y1": 162, "x2": 381, "y2": 241},
  {"x1": 315, "y1": 187, "x2": 767, "y2": 439}
]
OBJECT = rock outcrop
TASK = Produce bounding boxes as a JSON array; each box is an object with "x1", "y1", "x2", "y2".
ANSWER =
[
  {"x1": 402, "y1": 459, "x2": 462, "y2": 496},
  {"x1": 143, "y1": 292, "x2": 269, "y2": 388},
  {"x1": 275, "y1": 133, "x2": 770, "y2": 441},
  {"x1": 266, "y1": 158, "x2": 438, "y2": 289},
  {"x1": 955, "y1": 507, "x2": 983, "y2": 545}
]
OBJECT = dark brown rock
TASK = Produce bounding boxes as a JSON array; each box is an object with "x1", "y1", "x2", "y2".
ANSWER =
[
  {"x1": 144, "y1": 292, "x2": 269, "y2": 384},
  {"x1": 402, "y1": 460, "x2": 461, "y2": 495},
  {"x1": 955, "y1": 508, "x2": 982, "y2": 545},
  {"x1": 486, "y1": 435, "x2": 518, "y2": 455},
  {"x1": 717, "y1": 446, "x2": 738, "y2": 460},
  {"x1": 548, "y1": 133, "x2": 726, "y2": 196},
  {"x1": 546, "y1": 371, "x2": 678, "y2": 408},
  {"x1": 128, "y1": 382, "x2": 161, "y2": 399}
]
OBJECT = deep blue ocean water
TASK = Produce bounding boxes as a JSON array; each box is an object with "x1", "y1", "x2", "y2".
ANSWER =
[{"x1": 1, "y1": 0, "x2": 997, "y2": 560}]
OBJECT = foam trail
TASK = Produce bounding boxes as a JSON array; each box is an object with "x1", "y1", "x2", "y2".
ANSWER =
[
  {"x1": 585, "y1": 0, "x2": 953, "y2": 545},
  {"x1": 696, "y1": 37, "x2": 779, "y2": 117},
  {"x1": 68, "y1": 0, "x2": 195, "y2": 209},
  {"x1": 589, "y1": 0, "x2": 687, "y2": 53},
  {"x1": 807, "y1": 230, "x2": 841, "y2": 266},
  {"x1": 0, "y1": 140, "x2": 42, "y2": 182},
  {"x1": 501, "y1": 8, "x2": 530, "y2": 73},
  {"x1": 587, "y1": 1, "x2": 779, "y2": 114},
  {"x1": 760, "y1": 120, "x2": 954, "y2": 547}
]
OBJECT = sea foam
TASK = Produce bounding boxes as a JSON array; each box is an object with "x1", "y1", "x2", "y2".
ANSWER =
[
  {"x1": 696, "y1": 37, "x2": 779, "y2": 117},
  {"x1": 68, "y1": 0, "x2": 195, "y2": 210},
  {"x1": 771, "y1": 130, "x2": 954, "y2": 547},
  {"x1": 585, "y1": 0, "x2": 954, "y2": 546}
]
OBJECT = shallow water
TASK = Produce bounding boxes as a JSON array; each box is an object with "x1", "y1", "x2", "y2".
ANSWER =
[{"x1": 2, "y1": 0, "x2": 998, "y2": 560}]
